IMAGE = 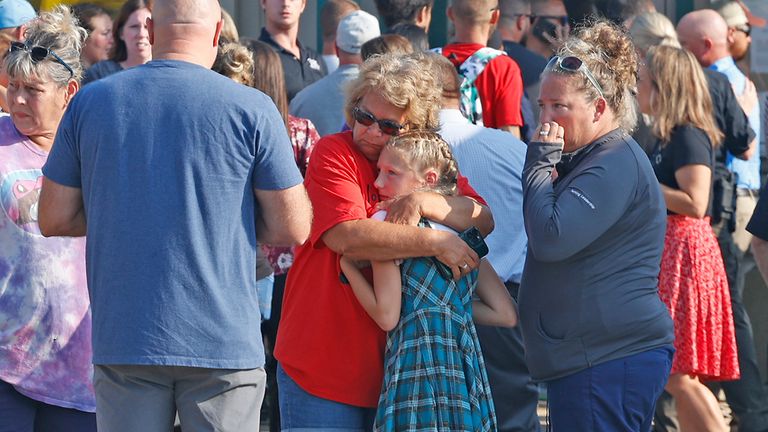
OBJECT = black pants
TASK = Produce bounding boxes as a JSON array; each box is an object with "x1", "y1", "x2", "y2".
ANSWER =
[{"x1": 475, "y1": 282, "x2": 541, "y2": 432}]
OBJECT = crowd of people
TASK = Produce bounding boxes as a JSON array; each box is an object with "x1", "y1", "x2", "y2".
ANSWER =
[{"x1": 1, "y1": 0, "x2": 768, "y2": 431}]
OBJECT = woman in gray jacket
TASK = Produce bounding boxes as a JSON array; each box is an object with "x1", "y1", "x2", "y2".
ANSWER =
[{"x1": 520, "y1": 20, "x2": 674, "y2": 431}]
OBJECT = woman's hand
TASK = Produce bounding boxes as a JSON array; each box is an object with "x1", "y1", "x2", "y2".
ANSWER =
[{"x1": 532, "y1": 121, "x2": 565, "y2": 147}]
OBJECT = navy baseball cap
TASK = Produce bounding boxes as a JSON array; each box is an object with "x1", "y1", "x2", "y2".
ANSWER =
[{"x1": 0, "y1": 0, "x2": 36, "y2": 29}]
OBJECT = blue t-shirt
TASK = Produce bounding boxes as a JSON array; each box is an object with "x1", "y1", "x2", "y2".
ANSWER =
[{"x1": 43, "y1": 60, "x2": 304, "y2": 369}]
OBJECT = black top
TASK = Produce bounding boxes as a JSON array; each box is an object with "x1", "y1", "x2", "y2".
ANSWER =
[
  {"x1": 259, "y1": 28, "x2": 327, "y2": 102},
  {"x1": 519, "y1": 128, "x2": 674, "y2": 381},
  {"x1": 650, "y1": 126, "x2": 713, "y2": 186},
  {"x1": 704, "y1": 68, "x2": 754, "y2": 162},
  {"x1": 502, "y1": 40, "x2": 548, "y2": 88},
  {"x1": 650, "y1": 126, "x2": 714, "y2": 217},
  {"x1": 747, "y1": 183, "x2": 768, "y2": 240}
]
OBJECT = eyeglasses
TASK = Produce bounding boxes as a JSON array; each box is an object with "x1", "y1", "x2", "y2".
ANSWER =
[
  {"x1": 536, "y1": 14, "x2": 569, "y2": 27},
  {"x1": 735, "y1": 24, "x2": 751, "y2": 36},
  {"x1": 9, "y1": 41, "x2": 74, "y2": 79},
  {"x1": 546, "y1": 55, "x2": 605, "y2": 99},
  {"x1": 352, "y1": 106, "x2": 405, "y2": 136}
]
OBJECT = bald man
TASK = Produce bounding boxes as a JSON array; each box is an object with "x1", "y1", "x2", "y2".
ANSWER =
[
  {"x1": 38, "y1": 0, "x2": 312, "y2": 430},
  {"x1": 678, "y1": 10, "x2": 768, "y2": 432}
]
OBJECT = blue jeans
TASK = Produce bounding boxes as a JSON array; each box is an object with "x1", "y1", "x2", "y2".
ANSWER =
[
  {"x1": 0, "y1": 380, "x2": 96, "y2": 432},
  {"x1": 548, "y1": 346, "x2": 674, "y2": 432},
  {"x1": 277, "y1": 364, "x2": 376, "y2": 431}
]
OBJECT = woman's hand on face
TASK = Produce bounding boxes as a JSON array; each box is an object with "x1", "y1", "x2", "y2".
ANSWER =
[
  {"x1": 379, "y1": 192, "x2": 425, "y2": 226},
  {"x1": 533, "y1": 121, "x2": 565, "y2": 148}
]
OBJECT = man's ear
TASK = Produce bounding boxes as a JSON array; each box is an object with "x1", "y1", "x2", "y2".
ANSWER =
[
  {"x1": 416, "y1": 5, "x2": 431, "y2": 27},
  {"x1": 447, "y1": 5, "x2": 455, "y2": 24},
  {"x1": 213, "y1": 19, "x2": 223, "y2": 47},
  {"x1": 490, "y1": 8, "x2": 500, "y2": 25},
  {"x1": 147, "y1": 17, "x2": 154, "y2": 45}
]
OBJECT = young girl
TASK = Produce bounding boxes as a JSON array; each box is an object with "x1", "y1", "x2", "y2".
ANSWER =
[{"x1": 340, "y1": 130, "x2": 517, "y2": 432}]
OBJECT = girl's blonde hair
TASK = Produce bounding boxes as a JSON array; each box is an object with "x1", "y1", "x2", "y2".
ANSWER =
[
  {"x1": 387, "y1": 130, "x2": 459, "y2": 196},
  {"x1": 645, "y1": 45, "x2": 723, "y2": 147}
]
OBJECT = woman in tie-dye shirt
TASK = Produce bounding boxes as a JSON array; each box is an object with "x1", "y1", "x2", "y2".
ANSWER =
[{"x1": 0, "y1": 7, "x2": 95, "y2": 431}]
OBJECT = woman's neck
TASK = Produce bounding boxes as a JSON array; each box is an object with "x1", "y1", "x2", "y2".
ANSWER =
[
  {"x1": 28, "y1": 133, "x2": 54, "y2": 153},
  {"x1": 120, "y1": 53, "x2": 150, "y2": 69}
]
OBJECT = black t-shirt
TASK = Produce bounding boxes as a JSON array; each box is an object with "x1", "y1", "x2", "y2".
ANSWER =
[
  {"x1": 650, "y1": 125, "x2": 714, "y2": 216},
  {"x1": 747, "y1": 183, "x2": 768, "y2": 240},
  {"x1": 259, "y1": 28, "x2": 327, "y2": 102}
]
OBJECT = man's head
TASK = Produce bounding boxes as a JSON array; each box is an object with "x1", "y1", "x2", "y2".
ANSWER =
[
  {"x1": 677, "y1": 9, "x2": 730, "y2": 67},
  {"x1": 719, "y1": 2, "x2": 751, "y2": 61},
  {"x1": 336, "y1": 10, "x2": 380, "y2": 62},
  {"x1": 149, "y1": 0, "x2": 222, "y2": 67},
  {"x1": 261, "y1": 0, "x2": 306, "y2": 32},
  {"x1": 0, "y1": 0, "x2": 35, "y2": 59},
  {"x1": 449, "y1": 0, "x2": 500, "y2": 27},
  {"x1": 320, "y1": 0, "x2": 359, "y2": 45},
  {"x1": 373, "y1": 0, "x2": 433, "y2": 30},
  {"x1": 497, "y1": 0, "x2": 533, "y2": 43},
  {"x1": 528, "y1": 0, "x2": 568, "y2": 50},
  {"x1": 0, "y1": 0, "x2": 35, "y2": 31},
  {"x1": 426, "y1": 52, "x2": 460, "y2": 107}
]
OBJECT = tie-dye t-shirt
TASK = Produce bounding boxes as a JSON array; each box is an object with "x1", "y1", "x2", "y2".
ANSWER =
[{"x1": 0, "y1": 116, "x2": 94, "y2": 412}]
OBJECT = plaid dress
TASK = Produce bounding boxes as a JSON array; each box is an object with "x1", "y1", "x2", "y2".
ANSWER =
[{"x1": 374, "y1": 255, "x2": 497, "y2": 431}]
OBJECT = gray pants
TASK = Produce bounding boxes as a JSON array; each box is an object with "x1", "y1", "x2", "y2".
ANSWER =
[{"x1": 94, "y1": 365, "x2": 266, "y2": 432}]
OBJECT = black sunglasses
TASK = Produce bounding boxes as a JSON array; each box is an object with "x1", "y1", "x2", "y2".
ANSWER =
[
  {"x1": 352, "y1": 106, "x2": 405, "y2": 136},
  {"x1": 9, "y1": 41, "x2": 74, "y2": 79},
  {"x1": 536, "y1": 14, "x2": 569, "y2": 27}
]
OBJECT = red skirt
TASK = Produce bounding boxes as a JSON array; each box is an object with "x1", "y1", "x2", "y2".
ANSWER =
[{"x1": 658, "y1": 215, "x2": 739, "y2": 381}]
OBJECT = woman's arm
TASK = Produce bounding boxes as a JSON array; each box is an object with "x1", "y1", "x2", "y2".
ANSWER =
[
  {"x1": 339, "y1": 257, "x2": 403, "y2": 331},
  {"x1": 662, "y1": 164, "x2": 711, "y2": 218},
  {"x1": 471, "y1": 260, "x2": 518, "y2": 327}
]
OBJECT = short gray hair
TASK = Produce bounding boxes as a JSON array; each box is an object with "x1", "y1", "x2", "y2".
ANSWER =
[{"x1": 5, "y1": 6, "x2": 87, "y2": 86}]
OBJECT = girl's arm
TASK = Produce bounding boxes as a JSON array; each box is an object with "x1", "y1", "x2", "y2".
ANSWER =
[
  {"x1": 472, "y1": 260, "x2": 518, "y2": 327},
  {"x1": 661, "y1": 164, "x2": 711, "y2": 218},
  {"x1": 339, "y1": 257, "x2": 403, "y2": 331}
]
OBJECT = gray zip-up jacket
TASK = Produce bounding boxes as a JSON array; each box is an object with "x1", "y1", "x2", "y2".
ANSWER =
[{"x1": 519, "y1": 128, "x2": 674, "y2": 381}]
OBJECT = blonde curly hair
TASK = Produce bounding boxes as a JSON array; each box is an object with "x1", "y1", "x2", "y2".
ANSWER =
[
  {"x1": 344, "y1": 52, "x2": 441, "y2": 131},
  {"x1": 548, "y1": 20, "x2": 639, "y2": 132}
]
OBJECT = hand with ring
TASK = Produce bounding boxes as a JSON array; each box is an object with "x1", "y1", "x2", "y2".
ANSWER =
[
  {"x1": 460, "y1": 263, "x2": 468, "y2": 270},
  {"x1": 534, "y1": 121, "x2": 565, "y2": 147}
]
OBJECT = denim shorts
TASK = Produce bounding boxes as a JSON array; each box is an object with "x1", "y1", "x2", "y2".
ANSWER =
[{"x1": 277, "y1": 363, "x2": 376, "y2": 431}]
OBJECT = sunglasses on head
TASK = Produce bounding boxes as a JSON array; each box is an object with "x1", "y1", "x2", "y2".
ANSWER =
[
  {"x1": 9, "y1": 41, "x2": 74, "y2": 79},
  {"x1": 547, "y1": 55, "x2": 605, "y2": 99},
  {"x1": 536, "y1": 14, "x2": 569, "y2": 27},
  {"x1": 352, "y1": 106, "x2": 405, "y2": 136}
]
